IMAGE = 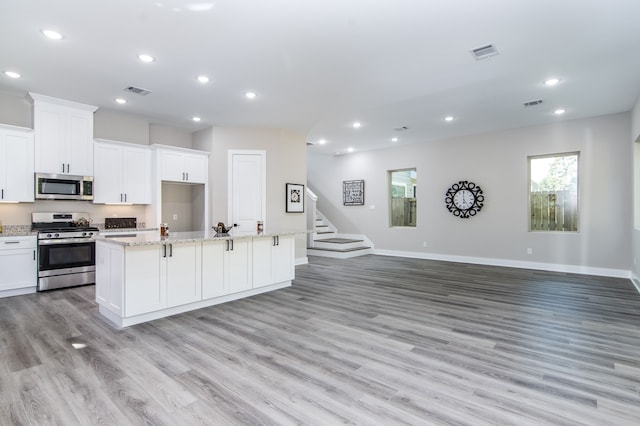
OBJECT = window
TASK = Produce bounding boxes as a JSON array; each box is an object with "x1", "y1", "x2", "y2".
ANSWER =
[
  {"x1": 529, "y1": 152, "x2": 578, "y2": 232},
  {"x1": 390, "y1": 168, "x2": 416, "y2": 227}
]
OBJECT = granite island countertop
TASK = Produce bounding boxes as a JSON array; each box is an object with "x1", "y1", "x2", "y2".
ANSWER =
[{"x1": 96, "y1": 228, "x2": 306, "y2": 246}]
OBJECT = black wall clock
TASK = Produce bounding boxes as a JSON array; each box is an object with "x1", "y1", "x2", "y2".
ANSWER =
[{"x1": 445, "y1": 180, "x2": 484, "y2": 218}]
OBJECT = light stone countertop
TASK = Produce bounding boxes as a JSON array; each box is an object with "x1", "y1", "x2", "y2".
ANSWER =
[
  {"x1": 96, "y1": 228, "x2": 307, "y2": 247},
  {"x1": 0, "y1": 225, "x2": 36, "y2": 237}
]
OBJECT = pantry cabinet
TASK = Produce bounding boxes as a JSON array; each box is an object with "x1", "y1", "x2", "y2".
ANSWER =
[
  {"x1": 93, "y1": 139, "x2": 151, "y2": 204},
  {"x1": 0, "y1": 236, "x2": 37, "y2": 297},
  {"x1": 29, "y1": 93, "x2": 98, "y2": 176},
  {"x1": 0, "y1": 124, "x2": 34, "y2": 202}
]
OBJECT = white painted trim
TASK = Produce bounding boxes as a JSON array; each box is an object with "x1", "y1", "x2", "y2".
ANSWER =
[
  {"x1": 99, "y1": 280, "x2": 291, "y2": 328},
  {"x1": 0, "y1": 287, "x2": 37, "y2": 299},
  {"x1": 295, "y1": 256, "x2": 309, "y2": 266},
  {"x1": 631, "y1": 273, "x2": 640, "y2": 294},
  {"x1": 373, "y1": 249, "x2": 632, "y2": 279}
]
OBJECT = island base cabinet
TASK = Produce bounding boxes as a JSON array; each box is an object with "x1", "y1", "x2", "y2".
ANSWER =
[
  {"x1": 96, "y1": 241, "x2": 125, "y2": 315},
  {"x1": 166, "y1": 242, "x2": 202, "y2": 308},
  {"x1": 252, "y1": 235, "x2": 294, "y2": 289},
  {"x1": 202, "y1": 239, "x2": 252, "y2": 299},
  {"x1": 124, "y1": 246, "x2": 164, "y2": 317}
]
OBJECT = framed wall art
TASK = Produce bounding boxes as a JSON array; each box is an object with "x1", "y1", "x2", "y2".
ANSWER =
[
  {"x1": 285, "y1": 183, "x2": 305, "y2": 213},
  {"x1": 343, "y1": 179, "x2": 365, "y2": 206}
]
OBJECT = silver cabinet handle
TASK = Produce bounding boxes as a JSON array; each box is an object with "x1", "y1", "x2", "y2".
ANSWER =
[
  {"x1": 163, "y1": 245, "x2": 167, "y2": 258},
  {"x1": 124, "y1": 193, "x2": 127, "y2": 202},
  {"x1": 62, "y1": 163, "x2": 65, "y2": 173},
  {"x1": 4, "y1": 241, "x2": 20, "y2": 244},
  {"x1": 186, "y1": 172, "x2": 189, "y2": 181},
  {"x1": 1, "y1": 188, "x2": 3, "y2": 199},
  {"x1": 169, "y1": 244, "x2": 173, "y2": 257},
  {"x1": 33, "y1": 250, "x2": 36, "y2": 260}
]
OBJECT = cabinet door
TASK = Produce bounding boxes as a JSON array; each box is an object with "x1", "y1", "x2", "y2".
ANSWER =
[
  {"x1": 93, "y1": 143, "x2": 124, "y2": 203},
  {"x1": 124, "y1": 246, "x2": 165, "y2": 316},
  {"x1": 1, "y1": 129, "x2": 34, "y2": 202},
  {"x1": 34, "y1": 105, "x2": 66, "y2": 173},
  {"x1": 202, "y1": 240, "x2": 226, "y2": 299},
  {"x1": 252, "y1": 236, "x2": 274, "y2": 288},
  {"x1": 184, "y1": 154, "x2": 208, "y2": 183},
  {"x1": 273, "y1": 235, "x2": 295, "y2": 282},
  {"x1": 0, "y1": 238, "x2": 37, "y2": 291},
  {"x1": 160, "y1": 150, "x2": 186, "y2": 182},
  {"x1": 226, "y1": 239, "x2": 252, "y2": 294},
  {"x1": 66, "y1": 109, "x2": 94, "y2": 176},
  {"x1": 123, "y1": 146, "x2": 151, "y2": 204},
  {"x1": 166, "y1": 242, "x2": 201, "y2": 307}
]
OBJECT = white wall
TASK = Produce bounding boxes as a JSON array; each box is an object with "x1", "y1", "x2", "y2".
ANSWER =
[
  {"x1": 309, "y1": 112, "x2": 632, "y2": 274},
  {"x1": 193, "y1": 126, "x2": 308, "y2": 261},
  {"x1": 630, "y1": 96, "x2": 640, "y2": 281}
]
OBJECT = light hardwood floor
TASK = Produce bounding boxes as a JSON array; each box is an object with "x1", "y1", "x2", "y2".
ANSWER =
[{"x1": 1, "y1": 255, "x2": 640, "y2": 425}]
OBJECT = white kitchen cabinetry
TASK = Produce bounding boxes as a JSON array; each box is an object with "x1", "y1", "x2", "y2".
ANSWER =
[
  {"x1": 0, "y1": 236, "x2": 37, "y2": 297},
  {"x1": 0, "y1": 124, "x2": 34, "y2": 202},
  {"x1": 202, "y1": 238, "x2": 252, "y2": 299},
  {"x1": 97, "y1": 240, "x2": 201, "y2": 318},
  {"x1": 29, "y1": 93, "x2": 98, "y2": 176},
  {"x1": 93, "y1": 139, "x2": 151, "y2": 204},
  {"x1": 252, "y1": 235, "x2": 294, "y2": 289},
  {"x1": 157, "y1": 146, "x2": 208, "y2": 183}
]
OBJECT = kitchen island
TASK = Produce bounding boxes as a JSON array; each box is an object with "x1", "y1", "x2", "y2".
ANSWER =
[{"x1": 95, "y1": 229, "x2": 298, "y2": 328}]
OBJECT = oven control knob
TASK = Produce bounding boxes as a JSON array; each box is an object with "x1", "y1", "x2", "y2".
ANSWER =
[
  {"x1": 54, "y1": 233, "x2": 59, "y2": 238},
  {"x1": 46, "y1": 233, "x2": 52, "y2": 238},
  {"x1": 88, "y1": 232, "x2": 94, "y2": 236},
  {"x1": 82, "y1": 232, "x2": 87, "y2": 237}
]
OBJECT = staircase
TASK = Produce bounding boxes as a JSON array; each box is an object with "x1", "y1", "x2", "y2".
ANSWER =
[{"x1": 306, "y1": 189, "x2": 373, "y2": 259}]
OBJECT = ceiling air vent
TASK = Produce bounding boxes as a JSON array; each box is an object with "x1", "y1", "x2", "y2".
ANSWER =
[
  {"x1": 470, "y1": 44, "x2": 499, "y2": 60},
  {"x1": 523, "y1": 99, "x2": 544, "y2": 107},
  {"x1": 124, "y1": 86, "x2": 151, "y2": 96},
  {"x1": 393, "y1": 126, "x2": 409, "y2": 131}
]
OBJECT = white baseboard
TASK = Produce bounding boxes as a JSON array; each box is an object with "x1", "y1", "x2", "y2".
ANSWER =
[
  {"x1": 631, "y1": 273, "x2": 640, "y2": 294},
  {"x1": 373, "y1": 249, "x2": 632, "y2": 280},
  {"x1": 295, "y1": 256, "x2": 309, "y2": 266}
]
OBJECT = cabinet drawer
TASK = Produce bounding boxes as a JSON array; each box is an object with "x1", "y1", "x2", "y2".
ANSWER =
[{"x1": 0, "y1": 236, "x2": 36, "y2": 249}]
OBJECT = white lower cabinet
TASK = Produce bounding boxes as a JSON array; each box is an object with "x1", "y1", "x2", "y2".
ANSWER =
[
  {"x1": 96, "y1": 234, "x2": 294, "y2": 327},
  {"x1": 0, "y1": 236, "x2": 37, "y2": 295},
  {"x1": 202, "y1": 238, "x2": 252, "y2": 298},
  {"x1": 252, "y1": 235, "x2": 294, "y2": 288}
]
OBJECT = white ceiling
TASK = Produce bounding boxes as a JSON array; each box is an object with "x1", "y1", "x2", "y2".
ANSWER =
[{"x1": 1, "y1": 0, "x2": 640, "y2": 155}]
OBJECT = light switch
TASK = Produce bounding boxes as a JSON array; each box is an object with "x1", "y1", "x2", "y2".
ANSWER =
[{"x1": 173, "y1": 214, "x2": 178, "y2": 220}]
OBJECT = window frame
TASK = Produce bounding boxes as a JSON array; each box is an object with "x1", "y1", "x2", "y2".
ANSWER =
[
  {"x1": 527, "y1": 151, "x2": 580, "y2": 233},
  {"x1": 388, "y1": 168, "x2": 417, "y2": 228}
]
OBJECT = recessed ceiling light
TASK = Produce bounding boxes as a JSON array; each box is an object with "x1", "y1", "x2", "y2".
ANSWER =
[
  {"x1": 245, "y1": 91, "x2": 257, "y2": 99},
  {"x1": 352, "y1": 122, "x2": 361, "y2": 129},
  {"x1": 391, "y1": 137, "x2": 399, "y2": 142},
  {"x1": 444, "y1": 116, "x2": 455, "y2": 122},
  {"x1": 318, "y1": 139, "x2": 327, "y2": 145},
  {"x1": 554, "y1": 108, "x2": 566, "y2": 115},
  {"x1": 115, "y1": 98, "x2": 127, "y2": 104},
  {"x1": 197, "y1": 75, "x2": 209, "y2": 84},
  {"x1": 192, "y1": 116, "x2": 201, "y2": 122},
  {"x1": 4, "y1": 71, "x2": 21, "y2": 79},
  {"x1": 347, "y1": 147, "x2": 354, "y2": 153},
  {"x1": 138, "y1": 54, "x2": 155, "y2": 63},
  {"x1": 42, "y1": 29, "x2": 63, "y2": 40},
  {"x1": 544, "y1": 78, "x2": 561, "y2": 86}
]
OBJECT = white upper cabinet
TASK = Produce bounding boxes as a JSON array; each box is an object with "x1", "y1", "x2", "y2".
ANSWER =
[
  {"x1": 155, "y1": 145, "x2": 208, "y2": 183},
  {"x1": 29, "y1": 93, "x2": 98, "y2": 176},
  {"x1": 0, "y1": 124, "x2": 34, "y2": 202},
  {"x1": 93, "y1": 139, "x2": 151, "y2": 204}
]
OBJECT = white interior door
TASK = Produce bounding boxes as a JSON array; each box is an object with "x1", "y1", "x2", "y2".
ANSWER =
[{"x1": 229, "y1": 150, "x2": 266, "y2": 233}]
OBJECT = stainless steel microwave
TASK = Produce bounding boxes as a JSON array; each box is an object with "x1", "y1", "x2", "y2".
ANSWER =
[{"x1": 35, "y1": 173, "x2": 93, "y2": 201}]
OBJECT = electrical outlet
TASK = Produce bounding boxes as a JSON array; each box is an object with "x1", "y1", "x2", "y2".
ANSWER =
[
  {"x1": 527, "y1": 248, "x2": 533, "y2": 255},
  {"x1": 423, "y1": 241, "x2": 428, "y2": 248},
  {"x1": 173, "y1": 213, "x2": 178, "y2": 221},
  {"x1": 369, "y1": 205, "x2": 376, "y2": 210}
]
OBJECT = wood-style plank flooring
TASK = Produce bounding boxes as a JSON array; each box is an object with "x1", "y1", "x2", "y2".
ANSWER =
[{"x1": 1, "y1": 254, "x2": 640, "y2": 425}]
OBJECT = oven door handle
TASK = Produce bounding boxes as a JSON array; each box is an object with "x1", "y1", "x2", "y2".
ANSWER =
[{"x1": 38, "y1": 238, "x2": 95, "y2": 245}]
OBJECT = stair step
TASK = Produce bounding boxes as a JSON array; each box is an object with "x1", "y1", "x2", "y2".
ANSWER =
[
  {"x1": 307, "y1": 246, "x2": 371, "y2": 253},
  {"x1": 314, "y1": 238, "x2": 363, "y2": 244}
]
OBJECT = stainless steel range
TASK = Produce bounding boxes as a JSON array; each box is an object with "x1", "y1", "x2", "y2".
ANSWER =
[{"x1": 32, "y1": 212, "x2": 98, "y2": 291}]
